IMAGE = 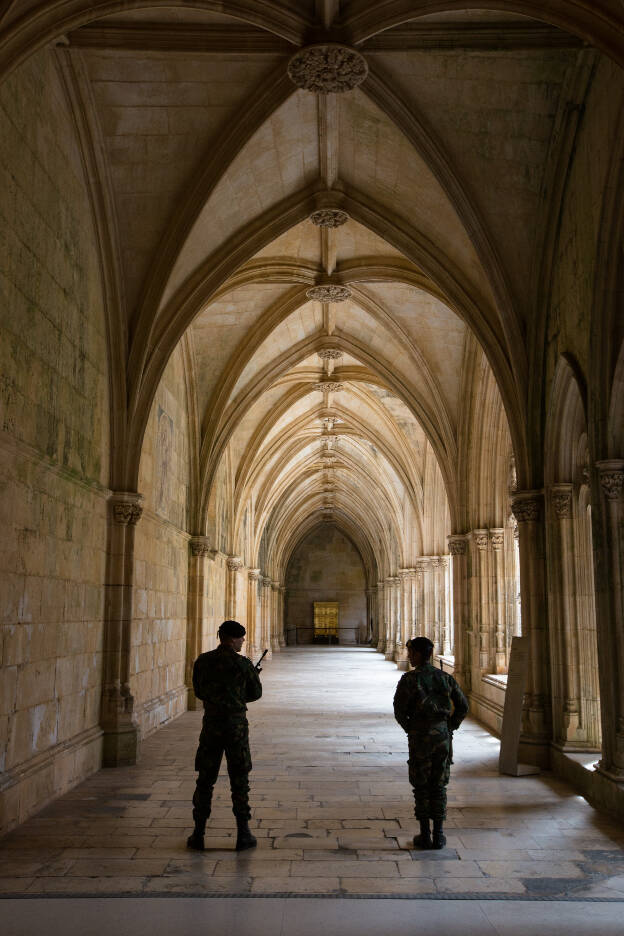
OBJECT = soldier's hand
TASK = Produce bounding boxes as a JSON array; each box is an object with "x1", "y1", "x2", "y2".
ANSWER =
[{"x1": 256, "y1": 666, "x2": 262, "y2": 673}]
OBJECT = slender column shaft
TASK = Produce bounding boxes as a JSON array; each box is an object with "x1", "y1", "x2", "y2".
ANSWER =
[
  {"x1": 490, "y1": 529, "x2": 506, "y2": 675},
  {"x1": 186, "y1": 536, "x2": 211, "y2": 711},
  {"x1": 376, "y1": 582, "x2": 385, "y2": 652},
  {"x1": 448, "y1": 536, "x2": 469, "y2": 690},
  {"x1": 511, "y1": 491, "x2": 551, "y2": 765}
]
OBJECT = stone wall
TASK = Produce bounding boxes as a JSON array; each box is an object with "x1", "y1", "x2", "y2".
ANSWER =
[
  {"x1": 134, "y1": 343, "x2": 191, "y2": 737},
  {"x1": 285, "y1": 525, "x2": 367, "y2": 645},
  {"x1": 0, "y1": 50, "x2": 109, "y2": 831}
]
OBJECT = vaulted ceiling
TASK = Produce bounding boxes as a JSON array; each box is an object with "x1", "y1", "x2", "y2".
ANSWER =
[{"x1": 23, "y1": 1, "x2": 604, "y2": 579}]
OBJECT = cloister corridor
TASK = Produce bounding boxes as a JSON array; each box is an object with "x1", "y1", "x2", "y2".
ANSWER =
[{"x1": 2, "y1": 647, "x2": 624, "y2": 934}]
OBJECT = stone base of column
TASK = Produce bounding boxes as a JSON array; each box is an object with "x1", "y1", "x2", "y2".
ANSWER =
[
  {"x1": 518, "y1": 735, "x2": 551, "y2": 769},
  {"x1": 395, "y1": 645, "x2": 409, "y2": 670},
  {"x1": 279, "y1": 634, "x2": 286, "y2": 648},
  {"x1": 384, "y1": 649, "x2": 394, "y2": 661},
  {"x1": 102, "y1": 723, "x2": 140, "y2": 768},
  {"x1": 595, "y1": 762, "x2": 624, "y2": 783},
  {"x1": 186, "y1": 687, "x2": 201, "y2": 711},
  {"x1": 271, "y1": 636, "x2": 281, "y2": 652}
]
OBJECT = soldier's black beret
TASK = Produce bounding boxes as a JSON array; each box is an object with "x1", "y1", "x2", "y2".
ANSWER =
[
  {"x1": 406, "y1": 636, "x2": 434, "y2": 657},
  {"x1": 218, "y1": 620, "x2": 246, "y2": 638}
]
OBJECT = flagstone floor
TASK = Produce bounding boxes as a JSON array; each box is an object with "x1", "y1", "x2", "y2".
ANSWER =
[{"x1": 1, "y1": 647, "x2": 624, "y2": 903}]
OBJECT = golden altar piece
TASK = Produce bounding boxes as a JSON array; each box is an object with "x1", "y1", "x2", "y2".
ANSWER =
[{"x1": 314, "y1": 601, "x2": 339, "y2": 638}]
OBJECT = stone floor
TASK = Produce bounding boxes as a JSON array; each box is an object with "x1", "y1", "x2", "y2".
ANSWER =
[{"x1": 1, "y1": 647, "x2": 624, "y2": 906}]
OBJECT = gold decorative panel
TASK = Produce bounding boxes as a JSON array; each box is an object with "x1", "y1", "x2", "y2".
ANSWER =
[{"x1": 314, "y1": 602, "x2": 339, "y2": 637}]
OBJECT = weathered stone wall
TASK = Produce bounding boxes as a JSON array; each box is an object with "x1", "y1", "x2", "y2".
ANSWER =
[
  {"x1": 285, "y1": 525, "x2": 367, "y2": 645},
  {"x1": 134, "y1": 344, "x2": 190, "y2": 737},
  {"x1": 0, "y1": 50, "x2": 109, "y2": 831}
]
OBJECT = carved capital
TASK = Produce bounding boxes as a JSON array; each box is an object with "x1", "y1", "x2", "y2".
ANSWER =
[
  {"x1": 226, "y1": 556, "x2": 243, "y2": 573},
  {"x1": 473, "y1": 529, "x2": 489, "y2": 550},
  {"x1": 248, "y1": 568, "x2": 261, "y2": 582},
  {"x1": 110, "y1": 492, "x2": 143, "y2": 526},
  {"x1": 307, "y1": 284, "x2": 351, "y2": 302},
  {"x1": 310, "y1": 208, "x2": 349, "y2": 228},
  {"x1": 262, "y1": 576, "x2": 272, "y2": 588},
  {"x1": 489, "y1": 529, "x2": 505, "y2": 550},
  {"x1": 190, "y1": 536, "x2": 211, "y2": 558},
  {"x1": 550, "y1": 484, "x2": 573, "y2": 519},
  {"x1": 287, "y1": 44, "x2": 368, "y2": 93},
  {"x1": 511, "y1": 490, "x2": 543, "y2": 523},
  {"x1": 596, "y1": 460, "x2": 624, "y2": 501},
  {"x1": 447, "y1": 535, "x2": 467, "y2": 556},
  {"x1": 415, "y1": 559, "x2": 430, "y2": 573},
  {"x1": 271, "y1": 581, "x2": 280, "y2": 592}
]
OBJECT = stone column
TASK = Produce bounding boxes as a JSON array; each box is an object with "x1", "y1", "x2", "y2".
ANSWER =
[
  {"x1": 225, "y1": 556, "x2": 243, "y2": 618},
  {"x1": 448, "y1": 535, "x2": 469, "y2": 690},
  {"x1": 415, "y1": 559, "x2": 427, "y2": 636},
  {"x1": 595, "y1": 460, "x2": 624, "y2": 777},
  {"x1": 101, "y1": 492, "x2": 143, "y2": 767},
  {"x1": 270, "y1": 582, "x2": 282, "y2": 652},
  {"x1": 547, "y1": 484, "x2": 584, "y2": 747},
  {"x1": 396, "y1": 570, "x2": 410, "y2": 668},
  {"x1": 472, "y1": 530, "x2": 491, "y2": 672},
  {"x1": 365, "y1": 587, "x2": 374, "y2": 644},
  {"x1": 261, "y1": 576, "x2": 273, "y2": 659},
  {"x1": 246, "y1": 569, "x2": 261, "y2": 659},
  {"x1": 490, "y1": 529, "x2": 507, "y2": 675},
  {"x1": 439, "y1": 556, "x2": 451, "y2": 656},
  {"x1": 186, "y1": 536, "x2": 211, "y2": 711},
  {"x1": 279, "y1": 586, "x2": 287, "y2": 647},
  {"x1": 376, "y1": 581, "x2": 385, "y2": 652},
  {"x1": 511, "y1": 490, "x2": 551, "y2": 766},
  {"x1": 384, "y1": 577, "x2": 395, "y2": 659}
]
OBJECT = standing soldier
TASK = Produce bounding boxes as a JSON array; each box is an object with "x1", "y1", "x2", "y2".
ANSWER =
[
  {"x1": 187, "y1": 620, "x2": 262, "y2": 852},
  {"x1": 393, "y1": 636, "x2": 468, "y2": 849}
]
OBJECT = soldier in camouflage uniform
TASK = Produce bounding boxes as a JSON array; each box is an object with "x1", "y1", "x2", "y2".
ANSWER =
[
  {"x1": 187, "y1": 620, "x2": 263, "y2": 852},
  {"x1": 393, "y1": 636, "x2": 468, "y2": 849}
]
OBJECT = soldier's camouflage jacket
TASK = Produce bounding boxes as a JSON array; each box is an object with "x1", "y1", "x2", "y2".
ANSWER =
[
  {"x1": 192, "y1": 644, "x2": 262, "y2": 728},
  {"x1": 393, "y1": 663, "x2": 468, "y2": 735}
]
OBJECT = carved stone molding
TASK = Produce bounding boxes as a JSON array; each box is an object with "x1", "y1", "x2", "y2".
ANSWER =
[
  {"x1": 447, "y1": 535, "x2": 467, "y2": 556},
  {"x1": 248, "y1": 568, "x2": 261, "y2": 582},
  {"x1": 313, "y1": 380, "x2": 344, "y2": 393},
  {"x1": 473, "y1": 530, "x2": 489, "y2": 550},
  {"x1": 511, "y1": 491, "x2": 543, "y2": 523},
  {"x1": 306, "y1": 284, "x2": 352, "y2": 302},
  {"x1": 489, "y1": 529, "x2": 505, "y2": 550},
  {"x1": 551, "y1": 485, "x2": 573, "y2": 519},
  {"x1": 190, "y1": 536, "x2": 211, "y2": 558},
  {"x1": 317, "y1": 348, "x2": 344, "y2": 361},
  {"x1": 596, "y1": 460, "x2": 624, "y2": 500},
  {"x1": 398, "y1": 569, "x2": 411, "y2": 580},
  {"x1": 110, "y1": 492, "x2": 143, "y2": 526},
  {"x1": 310, "y1": 208, "x2": 349, "y2": 227},
  {"x1": 226, "y1": 556, "x2": 243, "y2": 573},
  {"x1": 287, "y1": 44, "x2": 368, "y2": 93},
  {"x1": 262, "y1": 576, "x2": 272, "y2": 588},
  {"x1": 415, "y1": 559, "x2": 430, "y2": 573}
]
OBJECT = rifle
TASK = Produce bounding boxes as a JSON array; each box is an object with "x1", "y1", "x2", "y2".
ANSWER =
[{"x1": 254, "y1": 649, "x2": 268, "y2": 671}]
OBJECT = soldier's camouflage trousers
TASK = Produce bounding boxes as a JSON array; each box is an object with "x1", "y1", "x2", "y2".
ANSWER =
[
  {"x1": 193, "y1": 716, "x2": 253, "y2": 820},
  {"x1": 407, "y1": 724, "x2": 451, "y2": 821}
]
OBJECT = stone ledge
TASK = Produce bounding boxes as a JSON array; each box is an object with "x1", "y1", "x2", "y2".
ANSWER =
[{"x1": 551, "y1": 747, "x2": 624, "y2": 823}]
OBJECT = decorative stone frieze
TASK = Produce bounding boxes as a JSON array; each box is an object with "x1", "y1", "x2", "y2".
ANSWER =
[
  {"x1": 306, "y1": 284, "x2": 352, "y2": 302},
  {"x1": 287, "y1": 44, "x2": 368, "y2": 94},
  {"x1": 596, "y1": 460, "x2": 624, "y2": 500},
  {"x1": 473, "y1": 530, "x2": 489, "y2": 550},
  {"x1": 226, "y1": 556, "x2": 243, "y2": 572},
  {"x1": 110, "y1": 492, "x2": 143, "y2": 525},
  {"x1": 310, "y1": 208, "x2": 349, "y2": 227},
  {"x1": 313, "y1": 380, "x2": 344, "y2": 393},
  {"x1": 190, "y1": 536, "x2": 211, "y2": 558},
  {"x1": 511, "y1": 491, "x2": 543, "y2": 523},
  {"x1": 317, "y1": 348, "x2": 343, "y2": 361},
  {"x1": 447, "y1": 535, "x2": 467, "y2": 556}
]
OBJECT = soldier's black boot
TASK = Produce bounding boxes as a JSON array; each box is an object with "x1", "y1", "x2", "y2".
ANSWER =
[
  {"x1": 432, "y1": 819, "x2": 446, "y2": 850},
  {"x1": 412, "y1": 819, "x2": 432, "y2": 849},
  {"x1": 187, "y1": 808, "x2": 207, "y2": 851},
  {"x1": 235, "y1": 817, "x2": 257, "y2": 851}
]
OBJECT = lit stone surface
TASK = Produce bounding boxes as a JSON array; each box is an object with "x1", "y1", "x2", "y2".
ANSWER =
[{"x1": 1, "y1": 648, "x2": 622, "y2": 899}]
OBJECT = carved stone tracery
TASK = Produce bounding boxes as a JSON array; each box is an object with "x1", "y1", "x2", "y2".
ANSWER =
[
  {"x1": 306, "y1": 284, "x2": 351, "y2": 302},
  {"x1": 287, "y1": 44, "x2": 368, "y2": 94},
  {"x1": 310, "y1": 208, "x2": 349, "y2": 227}
]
